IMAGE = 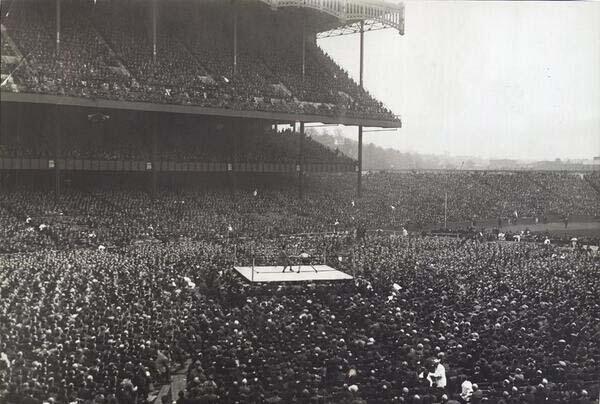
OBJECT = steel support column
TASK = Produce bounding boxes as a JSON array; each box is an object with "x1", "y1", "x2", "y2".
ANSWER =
[
  {"x1": 357, "y1": 21, "x2": 364, "y2": 197},
  {"x1": 299, "y1": 122, "x2": 304, "y2": 198},
  {"x1": 152, "y1": 116, "x2": 158, "y2": 198},
  {"x1": 152, "y1": 0, "x2": 157, "y2": 62},
  {"x1": 233, "y1": 13, "x2": 238, "y2": 75},
  {"x1": 12, "y1": 104, "x2": 22, "y2": 188},
  {"x1": 54, "y1": 105, "x2": 61, "y2": 200},
  {"x1": 229, "y1": 121, "x2": 237, "y2": 197},
  {"x1": 301, "y1": 15, "x2": 306, "y2": 80},
  {"x1": 359, "y1": 21, "x2": 364, "y2": 88},
  {"x1": 357, "y1": 126, "x2": 362, "y2": 197},
  {"x1": 56, "y1": 0, "x2": 61, "y2": 55}
]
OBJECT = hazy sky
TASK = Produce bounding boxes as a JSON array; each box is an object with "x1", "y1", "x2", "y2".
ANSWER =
[{"x1": 318, "y1": 1, "x2": 600, "y2": 160}]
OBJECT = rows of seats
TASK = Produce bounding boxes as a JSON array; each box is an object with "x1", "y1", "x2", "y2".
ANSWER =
[
  {"x1": 0, "y1": 128, "x2": 354, "y2": 165},
  {"x1": 1, "y1": 30, "x2": 19, "y2": 71},
  {"x1": 90, "y1": 2, "x2": 208, "y2": 91},
  {"x1": 2, "y1": 0, "x2": 134, "y2": 98},
  {"x1": 585, "y1": 172, "x2": 600, "y2": 194},
  {"x1": 0, "y1": 0, "x2": 398, "y2": 121}
]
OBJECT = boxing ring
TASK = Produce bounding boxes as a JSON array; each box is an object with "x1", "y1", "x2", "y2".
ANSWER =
[
  {"x1": 233, "y1": 264, "x2": 353, "y2": 283},
  {"x1": 231, "y1": 233, "x2": 354, "y2": 283}
]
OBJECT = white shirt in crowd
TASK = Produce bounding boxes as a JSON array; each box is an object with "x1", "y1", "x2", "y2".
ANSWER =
[
  {"x1": 461, "y1": 380, "x2": 474, "y2": 401},
  {"x1": 426, "y1": 363, "x2": 447, "y2": 388}
]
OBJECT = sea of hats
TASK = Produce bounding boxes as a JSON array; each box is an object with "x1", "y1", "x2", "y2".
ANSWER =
[
  {"x1": 0, "y1": 233, "x2": 598, "y2": 403},
  {"x1": 0, "y1": 168, "x2": 599, "y2": 403}
]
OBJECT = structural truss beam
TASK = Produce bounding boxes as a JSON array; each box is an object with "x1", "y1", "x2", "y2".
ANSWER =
[
  {"x1": 317, "y1": 19, "x2": 389, "y2": 38},
  {"x1": 261, "y1": 0, "x2": 404, "y2": 35}
]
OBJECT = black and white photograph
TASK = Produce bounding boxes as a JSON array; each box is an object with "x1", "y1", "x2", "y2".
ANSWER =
[{"x1": 0, "y1": 0, "x2": 599, "y2": 403}]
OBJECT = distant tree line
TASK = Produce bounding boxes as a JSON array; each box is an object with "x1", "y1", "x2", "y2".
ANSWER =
[{"x1": 308, "y1": 128, "x2": 472, "y2": 170}]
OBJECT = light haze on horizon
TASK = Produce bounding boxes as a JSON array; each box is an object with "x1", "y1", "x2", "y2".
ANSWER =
[{"x1": 317, "y1": 0, "x2": 600, "y2": 161}]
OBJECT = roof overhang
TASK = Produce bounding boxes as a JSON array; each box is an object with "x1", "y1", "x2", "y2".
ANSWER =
[
  {"x1": 260, "y1": 0, "x2": 405, "y2": 36},
  {"x1": 1, "y1": 91, "x2": 402, "y2": 128}
]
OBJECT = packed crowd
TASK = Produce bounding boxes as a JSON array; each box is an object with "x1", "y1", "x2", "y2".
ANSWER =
[
  {"x1": 0, "y1": 0, "x2": 398, "y2": 121},
  {"x1": 1, "y1": 30, "x2": 19, "y2": 71},
  {"x1": 0, "y1": 120, "x2": 354, "y2": 165},
  {"x1": 1, "y1": 229, "x2": 598, "y2": 403},
  {"x1": 0, "y1": 171, "x2": 598, "y2": 254},
  {"x1": 1, "y1": 1, "x2": 598, "y2": 403},
  {"x1": 2, "y1": 1, "x2": 134, "y2": 98},
  {"x1": 355, "y1": 171, "x2": 599, "y2": 229},
  {"x1": 584, "y1": 173, "x2": 600, "y2": 196}
]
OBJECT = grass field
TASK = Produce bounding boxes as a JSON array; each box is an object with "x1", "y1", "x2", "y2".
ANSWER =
[{"x1": 500, "y1": 220, "x2": 600, "y2": 238}]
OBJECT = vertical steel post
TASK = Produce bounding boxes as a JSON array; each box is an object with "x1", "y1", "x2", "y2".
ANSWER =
[
  {"x1": 54, "y1": 105, "x2": 61, "y2": 200},
  {"x1": 152, "y1": 0, "x2": 157, "y2": 62},
  {"x1": 152, "y1": 116, "x2": 158, "y2": 198},
  {"x1": 359, "y1": 21, "x2": 364, "y2": 88},
  {"x1": 357, "y1": 21, "x2": 364, "y2": 198},
  {"x1": 299, "y1": 122, "x2": 304, "y2": 199},
  {"x1": 56, "y1": 0, "x2": 61, "y2": 55},
  {"x1": 357, "y1": 126, "x2": 362, "y2": 197},
  {"x1": 251, "y1": 248, "x2": 255, "y2": 282},
  {"x1": 301, "y1": 15, "x2": 306, "y2": 80},
  {"x1": 444, "y1": 191, "x2": 448, "y2": 230},
  {"x1": 233, "y1": 6, "x2": 238, "y2": 75}
]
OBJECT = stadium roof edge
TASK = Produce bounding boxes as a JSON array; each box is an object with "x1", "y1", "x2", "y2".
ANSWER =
[
  {"x1": 259, "y1": 0, "x2": 405, "y2": 35},
  {"x1": 0, "y1": 91, "x2": 402, "y2": 128}
]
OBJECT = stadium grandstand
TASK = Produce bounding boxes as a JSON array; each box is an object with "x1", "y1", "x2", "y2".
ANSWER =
[
  {"x1": 1, "y1": 1, "x2": 600, "y2": 404},
  {"x1": 1, "y1": 0, "x2": 403, "y2": 198}
]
